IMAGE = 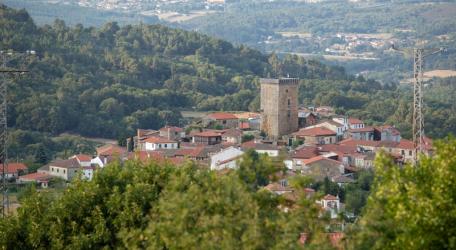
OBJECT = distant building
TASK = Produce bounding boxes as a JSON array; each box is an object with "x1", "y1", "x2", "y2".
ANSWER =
[
  {"x1": 2, "y1": 163, "x2": 28, "y2": 179},
  {"x1": 260, "y1": 78, "x2": 299, "y2": 139},
  {"x1": 203, "y1": 112, "x2": 239, "y2": 129},
  {"x1": 192, "y1": 131, "x2": 223, "y2": 145},
  {"x1": 293, "y1": 127, "x2": 337, "y2": 145},
  {"x1": 298, "y1": 111, "x2": 318, "y2": 128},
  {"x1": 144, "y1": 137, "x2": 179, "y2": 151},
  {"x1": 210, "y1": 146, "x2": 244, "y2": 171},
  {"x1": 159, "y1": 126, "x2": 185, "y2": 141},
  {"x1": 345, "y1": 126, "x2": 375, "y2": 141}
]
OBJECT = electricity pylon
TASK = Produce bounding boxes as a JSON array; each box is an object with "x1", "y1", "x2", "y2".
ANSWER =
[
  {"x1": 392, "y1": 45, "x2": 444, "y2": 164},
  {"x1": 0, "y1": 50, "x2": 33, "y2": 217}
]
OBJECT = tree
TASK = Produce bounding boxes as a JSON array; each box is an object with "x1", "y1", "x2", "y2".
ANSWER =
[
  {"x1": 34, "y1": 144, "x2": 48, "y2": 165},
  {"x1": 237, "y1": 149, "x2": 278, "y2": 190},
  {"x1": 346, "y1": 138, "x2": 456, "y2": 249}
]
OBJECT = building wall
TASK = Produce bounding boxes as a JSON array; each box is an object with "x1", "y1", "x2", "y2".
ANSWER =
[
  {"x1": 210, "y1": 147, "x2": 244, "y2": 170},
  {"x1": 49, "y1": 166, "x2": 78, "y2": 180},
  {"x1": 261, "y1": 78, "x2": 299, "y2": 139},
  {"x1": 145, "y1": 142, "x2": 178, "y2": 151},
  {"x1": 299, "y1": 135, "x2": 337, "y2": 145}
]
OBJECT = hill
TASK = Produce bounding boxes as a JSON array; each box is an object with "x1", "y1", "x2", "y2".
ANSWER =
[
  {"x1": 0, "y1": 4, "x2": 346, "y2": 140},
  {"x1": 1, "y1": 4, "x2": 456, "y2": 149}
]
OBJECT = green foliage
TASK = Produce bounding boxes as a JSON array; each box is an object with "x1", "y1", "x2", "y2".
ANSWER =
[
  {"x1": 347, "y1": 138, "x2": 456, "y2": 249},
  {"x1": 237, "y1": 149, "x2": 278, "y2": 191},
  {"x1": 241, "y1": 134, "x2": 254, "y2": 143},
  {"x1": 8, "y1": 129, "x2": 98, "y2": 164},
  {"x1": 0, "y1": 152, "x2": 333, "y2": 249},
  {"x1": 0, "y1": 5, "x2": 348, "y2": 140}
]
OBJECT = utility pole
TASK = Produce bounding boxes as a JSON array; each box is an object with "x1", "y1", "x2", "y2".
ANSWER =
[
  {"x1": 392, "y1": 45, "x2": 443, "y2": 164},
  {"x1": 0, "y1": 50, "x2": 33, "y2": 217}
]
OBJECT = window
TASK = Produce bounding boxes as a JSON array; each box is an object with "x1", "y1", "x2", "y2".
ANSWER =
[
  {"x1": 57, "y1": 169, "x2": 59, "y2": 173},
  {"x1": 401, "y1": 150, "x2": 405, "y2": 155},
  {"x1": 165, "y1": 144, "x2": 168, "y2": 148},
  {"x1": 287, "y1": 99, "x2": 291, "y2": 106},
  {"x1": 409, "y1": 150, "x2": 412, "y2": 156},
  {"x1": 287, "y1": 110, "x2": 291, "y2": 118},
  {"x1": 63, "y1": 170, "x2": 66, "y2": 174},
  {"x1": 286, "y1": 89, "x2": 288, "y2": 93},
  {"x1": 223, "y1": 120, "x2": 227, "y2": 124}
]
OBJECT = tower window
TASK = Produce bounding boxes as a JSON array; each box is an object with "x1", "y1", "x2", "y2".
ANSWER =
[
  {"x1": 288, "y1": 99, "x2": 291, "y2": 107},
  {"x1": 287, "y1": 111, "x2": 291, "y2": 118}
]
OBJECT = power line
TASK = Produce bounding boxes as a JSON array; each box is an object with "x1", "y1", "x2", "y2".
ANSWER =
[{"x1": 0, "y1": 50, "x2": 32, "y2": 217}]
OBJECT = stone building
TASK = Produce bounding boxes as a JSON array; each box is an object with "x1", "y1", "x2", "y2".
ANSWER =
[{"x1": 260, "y1": 78, "x2": 299, "y2": 139}]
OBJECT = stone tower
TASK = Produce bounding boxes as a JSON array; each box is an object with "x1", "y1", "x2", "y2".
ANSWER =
[{"x1": 260, "y1": 78, "x2": 299, "y2": 139}]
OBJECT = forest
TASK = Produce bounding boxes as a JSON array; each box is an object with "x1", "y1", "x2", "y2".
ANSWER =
[
  {"x1": 1, "y1": 138, "x2": 455, "y2": 249},
  {"x1": 1, "y1": 4, "x2": 456, "y2": 158}
]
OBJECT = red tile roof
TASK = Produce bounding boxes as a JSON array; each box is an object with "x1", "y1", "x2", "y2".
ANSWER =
[
  {"x1": 97, "y1": 144, "x2": 126, "y2": 156},
  {"x1": 73, "y1": 154, "x2": 92, "y2": 162},
  {"x1": 396, "y1": 139, "x2": 414, "y2": 150},
  {"x1": 292, "y1": 147, "x2": 319, "y2": 159},
  {"x1": 19, "y1": 172, "x2": 52, "y2": 182},
  {"x1": 206, "y1": 112, "x2": 238, "y2": 120},
  {"x1": 159, "y1": 126, "x2": 183, "y2": 132},
  {"x1": 302, "y1": 155, "x2": 342, "y2": 166},
  {"x1": 339, "y1": 139, "x2": 381, "y2": 147},
  {"x1": 241, "y1": 141, "x2": 279, "y2": 151},
  {"x1": 144, "y1": 136, "x2": 177, "y2": 144},
  {"x1": 5, "y1": 163, "x2": 27, "y2": 174},
  {"x1": 323, "y1": 194, "x2": 339, "y2": 200},
  {"x1": 294, "y1": 127, "x2": 336, "y2": 137},
  {"x1": 347, "y1": 126, "x2": 375, "y2": 133},
  {"x1": 193, "y1": 131, "x2": 222, "y2": 137},
  {"x1": 348, "y1": 118, "x2": 364, "y2": 124},
  {"x1": 239, "y1": 121, "x2": 250, "y2": 130}
]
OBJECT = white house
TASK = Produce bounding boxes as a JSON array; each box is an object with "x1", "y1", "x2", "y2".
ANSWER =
[
  {"x1": 210, "y1": 146, "x2": 244, "y2": 171},
  {"x1": 317, "y1": 194, "x2": 341, "y2": 219},
  {"x1": 144, "y1": 136, "x2": 179, "y2": 151}
]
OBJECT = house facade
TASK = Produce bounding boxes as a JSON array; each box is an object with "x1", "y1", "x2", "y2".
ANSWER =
[
  {"x1": 144, "y1": 137, "x2": 179, "y2": 151},
  {"x1": 293, "y1": 127, "x2": 337, "y2": 145}
]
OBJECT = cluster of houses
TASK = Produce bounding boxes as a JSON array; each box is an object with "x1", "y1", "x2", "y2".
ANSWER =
[{"x1": 6, "y1": 102, "x2": 431, "y2": 247}]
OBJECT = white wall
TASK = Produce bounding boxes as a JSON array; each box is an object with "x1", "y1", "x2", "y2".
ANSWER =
[
  {"x1": 145, "y1": 142, "x2": 178, "y2": 151},
  {"x1": 210, "y1": 147, "x2": 244, "y2": 170},
  {"x1": 256, "y1": 149, "x2": 279, "y2": 157}
]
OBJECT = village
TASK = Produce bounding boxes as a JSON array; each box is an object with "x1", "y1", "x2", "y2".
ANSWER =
[{"x1": 5, "y1": 77, "x2": 433, "y2": 239}]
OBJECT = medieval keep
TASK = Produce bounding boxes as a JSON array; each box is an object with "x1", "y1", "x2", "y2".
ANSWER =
[{"x1": 260, "y1": 78, "x2": 299, "y2": 139}]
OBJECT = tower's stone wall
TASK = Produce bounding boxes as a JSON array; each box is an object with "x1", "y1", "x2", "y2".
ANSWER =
[{"x1": 260, "y1": 78, "x2": 299, "y2": 139}]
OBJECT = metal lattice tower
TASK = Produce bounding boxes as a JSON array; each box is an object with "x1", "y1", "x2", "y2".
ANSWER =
[
  {"x1": 0, "y1": 59, "x2": 8, "y2": 217},
  {"x1": 412, "y1": 49, "x2": 425, "y2": 160},
  {"x1": 392, "y1": 45, "x2": 443, "y2": 164},
  {"x1": 1, "y1": 50, "x2": 32, "y2": 217}
]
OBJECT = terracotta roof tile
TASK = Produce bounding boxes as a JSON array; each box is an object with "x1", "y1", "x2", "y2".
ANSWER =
[
  {"x1": 206, "y1": 112, "x2": 238, "y2": 120},
  {"x1": 5, "y1": 163, "x2": 28, "y2": 174},
  {"x1": 294, "y1": 127, "x2": 337, "y2": 137},
  {"x1": 348, "y1": 118, "x2": 364, "y2": 124},
  {"x1": 144, "y1": 136, "x2": 177, "y2": 144}
]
